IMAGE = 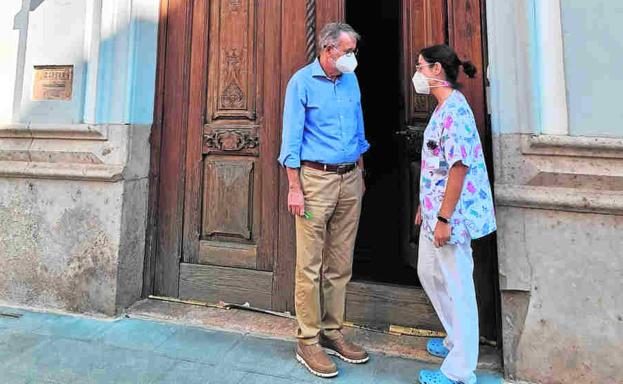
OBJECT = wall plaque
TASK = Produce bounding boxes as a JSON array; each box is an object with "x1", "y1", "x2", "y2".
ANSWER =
[{"x1": 33, "y1": 65, "x2": 73, "y2": 101}]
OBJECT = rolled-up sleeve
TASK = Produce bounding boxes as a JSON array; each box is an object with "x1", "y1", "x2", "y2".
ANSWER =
[
  {"x1": 356, "y1": 100, "x2": 370, "y2": 156},
  {"x1": 278, "y1": 76, "x2": 306, "y2": 168}
]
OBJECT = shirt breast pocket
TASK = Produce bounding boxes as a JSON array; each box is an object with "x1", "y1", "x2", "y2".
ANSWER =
[
  {"x1": 306, "y1": 98, "x2": 322, "y2": 110},
  {"x1": 343, "y1": 96, "x2": 360, "y2": 120},
  {"x1": 305, "y1": 88, "x2": 326, "y2": 110},
  {"x1": 346, "y1": 96, "x2": 358, "y2": 105}
]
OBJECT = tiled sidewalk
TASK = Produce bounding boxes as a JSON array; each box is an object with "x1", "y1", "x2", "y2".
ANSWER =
[{"x1": 0, "y1": 306, "x2": 502, "y2": 384}]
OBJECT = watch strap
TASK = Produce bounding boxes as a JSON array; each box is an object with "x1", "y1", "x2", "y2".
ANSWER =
[{"x1": 437, "y1": 215, "x2": 450, "y2": 224}]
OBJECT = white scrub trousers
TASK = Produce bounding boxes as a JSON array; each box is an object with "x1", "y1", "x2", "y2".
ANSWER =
[{"x1": 417, "y1": 230, "x2": 479, "y2": 384}]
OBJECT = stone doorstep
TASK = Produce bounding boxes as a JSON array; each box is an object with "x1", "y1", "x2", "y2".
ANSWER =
[{"x1": 125, "y1": 298, "x2": 502, "y2": 372}]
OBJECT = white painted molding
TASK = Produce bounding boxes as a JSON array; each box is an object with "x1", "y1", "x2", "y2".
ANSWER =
[
  {"x1": 535, "y1": 0, "x2": 569, "y2": 135},
  {"x1": 495, "y1": 184, "x2": 623, "y2": 215},
  {"x1": 485, "y1": 0, "x2": 535, "y2": 135},
  {"x1": 99, "y1": 0, "x2": 133, "y2": 122},
  {"x1": 0, "y1": 123, "x2": 109, "y2": 140},
  {"x1": 83, "y1": 0, "x2": 103, "y2": 123}
]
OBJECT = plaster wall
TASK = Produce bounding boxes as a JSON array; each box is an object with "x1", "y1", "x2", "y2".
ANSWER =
[
  {"x1": 0, "y1": 1, "x2": 23, "y2": 123},
  {"x1": 560, "y1": 0, "x2": 623, "y2": 138},
  {"x1": 17, "y1": 0, "x2": 88, "y2": 123}
]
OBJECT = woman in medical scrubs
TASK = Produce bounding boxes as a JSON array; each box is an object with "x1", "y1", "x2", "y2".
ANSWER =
[{"x1": 413, "y1": 44, "x2": 496, "y2": 384}]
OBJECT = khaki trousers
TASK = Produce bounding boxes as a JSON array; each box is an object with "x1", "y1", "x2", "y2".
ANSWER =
[{"x1": 295, "y1": 165, "x2": 363, "y2": 344}]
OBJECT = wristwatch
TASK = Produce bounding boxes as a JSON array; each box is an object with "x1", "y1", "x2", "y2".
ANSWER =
[{"x1": 437, "y1": 215, "x2": 450, "y2": 224}]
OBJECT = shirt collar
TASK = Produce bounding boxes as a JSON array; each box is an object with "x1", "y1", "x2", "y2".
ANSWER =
[{"x1": 311, "y1": 58, "x2": 341, "y2": 83}]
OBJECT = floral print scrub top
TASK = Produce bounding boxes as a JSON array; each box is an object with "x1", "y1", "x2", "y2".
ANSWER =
[{"x1": 419, "y1": 90, "x2": 496, "y2": 245}]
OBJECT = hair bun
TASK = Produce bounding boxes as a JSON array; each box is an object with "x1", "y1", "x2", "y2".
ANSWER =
[{"x1": 461, "y1": 60, "x2": 477, "y2": 78}]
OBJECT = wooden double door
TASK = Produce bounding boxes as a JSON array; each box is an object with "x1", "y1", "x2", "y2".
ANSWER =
[{"x1": 144, "y1": 0, "x2": 499, "y2": 341}]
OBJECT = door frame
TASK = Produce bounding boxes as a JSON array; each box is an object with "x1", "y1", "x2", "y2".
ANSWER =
[{"x1": 142, "y1": 0, "x2": 500, "y2": 343}]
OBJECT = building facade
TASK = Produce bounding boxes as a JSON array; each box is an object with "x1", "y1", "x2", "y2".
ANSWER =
[
  {"x1": 0, "y1": 0, "x2": 158, "y2": 314},
  {"x1": 0, "y1": 0, "x2": 621, "y2": 383},
  {"x1": 488, "y1": 1, "x2": 622, "y2": 382}
]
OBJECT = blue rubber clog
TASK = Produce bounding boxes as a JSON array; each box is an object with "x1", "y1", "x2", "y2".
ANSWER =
[
  {"x1": 418, "y1": 369, "x2": 461, "y2": 384},
  {"x1": 426, "y1": 338, "x2": 450, "y2": 358}
]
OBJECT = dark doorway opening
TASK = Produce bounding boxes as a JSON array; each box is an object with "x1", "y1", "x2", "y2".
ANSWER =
[{"x1": 347, "y1": 0, "x2": 419, "y2": 287}]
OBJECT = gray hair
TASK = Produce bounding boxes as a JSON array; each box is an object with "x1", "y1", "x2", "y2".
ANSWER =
[{"x1": 318, "y1": 22, "x2": 360, "y2": 54}]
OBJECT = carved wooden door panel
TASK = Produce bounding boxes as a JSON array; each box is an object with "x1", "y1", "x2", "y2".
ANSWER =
[{"x1": 176, "y1": 0, "x2": 282, "y2": 308}]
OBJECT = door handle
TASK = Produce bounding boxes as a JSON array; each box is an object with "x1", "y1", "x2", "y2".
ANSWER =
[{"x1": 395, "y1": 125, "x2": 426, "y2": 136}]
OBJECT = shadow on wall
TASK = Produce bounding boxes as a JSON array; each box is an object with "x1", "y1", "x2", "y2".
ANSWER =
[{"x1": 94, "y1": 17, "x2": 159, "y2": 124}]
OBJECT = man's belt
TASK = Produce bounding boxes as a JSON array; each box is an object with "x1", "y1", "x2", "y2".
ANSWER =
[{"x1": 301, "y1": 161, "x2": 357, "y2": 175}]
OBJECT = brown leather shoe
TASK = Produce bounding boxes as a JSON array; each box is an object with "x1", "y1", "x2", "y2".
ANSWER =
[
  {"x1": 296, "y1": 341, "x2": 339, "y2": 378},
  {"x1": 320, "y1": 332, "x2": 370, "y2": 364}
]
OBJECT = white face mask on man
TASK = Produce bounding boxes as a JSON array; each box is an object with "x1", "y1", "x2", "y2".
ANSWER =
[{"x1": 335, "y1": 52, "x2": 358, "y2": 73}]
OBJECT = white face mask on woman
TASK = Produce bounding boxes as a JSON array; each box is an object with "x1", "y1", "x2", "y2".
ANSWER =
[
  {"x1": 411, "y1": 64, "x2": 450, "y2": 94},
  {"x1": 335, "y1": 52, "x2": 358, "y2": 73}
]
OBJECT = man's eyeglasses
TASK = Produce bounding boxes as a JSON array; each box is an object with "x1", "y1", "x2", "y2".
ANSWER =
[{"x1": 327, "y1": 45, "x2": 359, "y2": 57}]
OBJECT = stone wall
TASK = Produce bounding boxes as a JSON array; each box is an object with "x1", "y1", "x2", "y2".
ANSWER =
[
  {"x1": 493, "y1": 134, "x2": 623, "y2": 383},
  {"x1": 0, "y1": 124, "x2": 150, "y2": 315}
]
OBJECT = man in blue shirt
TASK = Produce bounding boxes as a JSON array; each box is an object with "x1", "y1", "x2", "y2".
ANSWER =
[{"x1": 278, "y1": 22, "x2": 370, "y2": 378}]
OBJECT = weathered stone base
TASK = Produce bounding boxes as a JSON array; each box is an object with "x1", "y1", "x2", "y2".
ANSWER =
[
  {"x1": 0, "y1": 124, "x2": 150, "y2": 316},
  {"x1": 494, "y1": 133, "x2": 623, "y2": 383},
  {"x1": 498, "y1": 207, "x2": 622, "y2": 383}
]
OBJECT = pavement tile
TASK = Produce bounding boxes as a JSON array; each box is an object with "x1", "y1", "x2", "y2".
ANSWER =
[
  {"x1": 156, "y1": 360, "x2": 246, "y2": 384},
  {"x1": 476, "y1": 371, "x2": 504, "y2": 384},
  {"x1": 93, "y1": 318, "x2": 178, "y2": 352},
  {"x1": 222, "y1": 335, "x2": 299, "y2": 377},
  {"x1": 2, "y1": 337, "x2": 177, "y2": 384},
  {"x1": 328, "y1": 358, "x2": 379, "y2": 384},
  {"x1": 288, "y1": 355, "x2": 380, "y2": 384},
  {"x1": 238, "y1": 372, "x2": 300, "y2": 384},
  {"x1": 0, "y1": 308, "x2": 61, "y2": 332},
  {"x1": 371, "y1": 354, "x2": 433, "y2": 384},
  {"x1": 0, "y1": 370, "x2": 63, "y2": 384},
  {"x1": 31, "y1": 314, "x2": 112, "y2": 341},
  {"x1": 0, "y1": 307, "x2": 504, "y2": 384},
  {"x1": 0, "y1": 329, "x2": 51, "y2": 362},
  {"x1": 220, "y1": 336, "x2": 380, "y2": 384},
  {"x1": 152, "y1": 325, "x2": 243, "y2": 365}
]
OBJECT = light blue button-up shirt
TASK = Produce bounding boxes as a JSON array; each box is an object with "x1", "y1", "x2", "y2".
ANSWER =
[{"x1": 278, "y1": 59, "x2": 370, "y2": 168}]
